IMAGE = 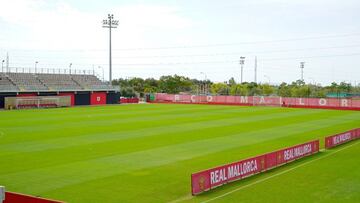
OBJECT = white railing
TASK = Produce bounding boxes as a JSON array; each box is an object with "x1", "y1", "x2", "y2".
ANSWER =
[{"x1": 1, "y1": 67, "x2": 96, "y2": 76}]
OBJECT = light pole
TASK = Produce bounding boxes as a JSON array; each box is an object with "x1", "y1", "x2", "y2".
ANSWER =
[
  {"x1": 200, "y1": 72, "x2": 207, "y2": 95},
  {"x1": 98, "y1": 66, "x2": 104, "y2": 82},
  {"x1": 300, "y1": 62, "x2": 305, "y2": 81},
  {"x1": 1, "y1": 60, "x2": 4, "y2": 73},
  {"x1": 69, "y1": 63, "x2": 72, "y2": 74},
  {"x1": 264, "y1": 75, "x2": 270, "y2": 84},
  {"x1": 102, "y1": 14, "x2": 118, "y2": 84},
  {"x1": 35, "y1": 61, "x2": 38, "y2": 73},
  {"x1": 240, "y1": 56, "x2": 245, "y2": 83}
]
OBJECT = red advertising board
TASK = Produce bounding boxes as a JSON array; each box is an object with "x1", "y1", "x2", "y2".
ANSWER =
[
  {"x1": 154, "y1": 94, "x2": 360, "y2": 110},
  {"x1": 17, "y1": 93, "x2": 37, "y2": 97},
  {"x1": 325, "y1": 128, "x2": 360, "y2": 149},
  {"x1": 90, "y1": 92, "x2": 106, "y2": 105},
  {"x1": 191, "y1": 140, "x2": 319, "y2": 195},
  {"x1": 4, "y1": 192, "x2": 64, "y2": 203}
]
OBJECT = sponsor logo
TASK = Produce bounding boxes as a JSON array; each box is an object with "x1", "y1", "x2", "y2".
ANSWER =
[
  {"x1": 198, "y1": 175, "x2": 206, "y2": 191},
  {"x1": 283, "y1": 144, "x2": 312, "y2": 161},
  {"x1": 333, "y1": 133, "x2": 352, "y2": 145},
  {"x1": 210, "y1": 160, "x2": 258, "y2": 185},
  {"x1": 97, "y1": 96, "x2": 101, "y2": 102}
]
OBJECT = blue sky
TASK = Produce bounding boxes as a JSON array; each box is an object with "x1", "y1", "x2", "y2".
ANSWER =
[{"x1": 0, "y1": 0, "x2": 360, "y2": 85}]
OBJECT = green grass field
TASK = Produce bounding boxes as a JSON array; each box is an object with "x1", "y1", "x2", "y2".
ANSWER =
[{"x1": 0, "y1": 104, "x2": 359, "y2": 203}]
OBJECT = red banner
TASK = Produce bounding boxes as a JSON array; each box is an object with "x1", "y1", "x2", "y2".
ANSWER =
[
  {"x1": 325, "y1": 128, "x2": 360, "y2": 149},
  {"x1": 154, "y1": 94, "x2": 360, "y2": 110},
  {"x1": 191, "y1": 140, "x2": 319, "y2": 195}
]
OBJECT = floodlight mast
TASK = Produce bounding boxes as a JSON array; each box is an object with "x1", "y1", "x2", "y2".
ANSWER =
[
  {"x1": 300, "y1": 62, "x2": 305, "y2": 81},
  {"x1": 240, "y1": 56, "x2": 245, "y2": 83},
  {"x1": 102, "y1": 14, "x2": 118, "y2": 84}
]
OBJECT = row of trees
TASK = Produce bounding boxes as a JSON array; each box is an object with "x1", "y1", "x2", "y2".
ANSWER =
[{"x1": 112, "y1": 75, "x2": 359, "y2": 98}]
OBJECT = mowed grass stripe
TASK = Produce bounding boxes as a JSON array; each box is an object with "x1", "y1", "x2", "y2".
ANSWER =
[
  {"x1": 0, "y1": 106, "x2": 328, "y2": 152},
  {"x1": 0, "y1": 108, "x2": 352, "y2": 175},
  {"x1": 0, "y1": 105, "x2": 280, "y2": 144},
  {"x1": 1, "y1": 111, "x2": 358, "y2": 194}
]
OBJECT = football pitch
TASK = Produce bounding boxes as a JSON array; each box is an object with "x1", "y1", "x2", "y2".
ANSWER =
[{"x1": 0, "y1": 104, "x2": 359, "y2": 202}]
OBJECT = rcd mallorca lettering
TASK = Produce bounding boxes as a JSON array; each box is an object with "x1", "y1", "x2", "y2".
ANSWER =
[
  {"x1": 284, "y1": 144, "x2": 312, "y2": 161},
  {"x1": 210, "y1": 160, "x2": 258, "y2": 185}
]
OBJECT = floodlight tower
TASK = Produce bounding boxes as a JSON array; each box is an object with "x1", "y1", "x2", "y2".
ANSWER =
[
  {"x1": 35, "y1": 61, "x2": 38, "y2": 73},
  {"x1": 240, "y1": 56, "x2": 245, "y2": 83},
  {"x1": 1, "y1": 60, "x2": 4, "y2": 72},
  {"x1": 102, "y1": 14, "x2": 118, "y2": 84},
  {"x1": 200, "y1": 72, "x2": 207, "y2": 95},
  {"x1": 69, "y1": 63, "x2": 72, "y2": 74},
  {"x1": 300, "y1": 62, "x2": 305, "y2": 81}
]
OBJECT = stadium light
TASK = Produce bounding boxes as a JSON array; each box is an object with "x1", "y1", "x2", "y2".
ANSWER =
[
  {"x1": 200, "y1": 72, "x2": 208, "y2": 95},
  {"x1": 300, "y1": 62, "x2": 305, "y2": 81},
  {"x1": 1, "y1": 60, "x2": 4, "y2": 72},
  {"x1": 102, "y1": 14, "x2": 118, "y2": 84},
  {"x1": 240, "y1": 56, "x2": 245, "y2": 83},
  {"x1": 98, "y1": 66, "x2": 104, "y2": 82},
  {"x1": 69, "y1": 63, "x2": 72, "y2": 74},
  {"x1": 35, "y1": 61, "x2": 38, "y2": 74}
]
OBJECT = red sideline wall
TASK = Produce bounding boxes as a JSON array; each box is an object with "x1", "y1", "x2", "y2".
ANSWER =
[
  {"x1": 90, "y1": 92, "x2": 107, "y2": 105},
  {"x1": 325, "y1": 128, "x2": 360, "y2": 149},
  {"x1": 58, "y1": 93, "x2": 75, "y2": 106},
  {"x1": 191, "y1": 140, "x2": 319, "y2": 195},
  {"x1": 4, "y1": 192, "x2": 64, "y2": 203},
  {"x1": 17, "y1": 93, "x2": 38, "y2": 97},
  {"x1": 154, "y1": 94, "x2": 360, "y2": 111}
]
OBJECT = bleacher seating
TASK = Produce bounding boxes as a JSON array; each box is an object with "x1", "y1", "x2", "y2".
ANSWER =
[
  {"x1": 0, "y1": 73, "x2": 19, "y2": 92},
  {"x1": 37, "y1": 74, "x2": 82, "y2": 91},
  {"x1": 8, "y1": 73, "x2": 48, "y2": 91},
  {"x1": 0, "y1": 72, "x2": 114, "y2": 92},
  {"x1": 71, "y1": 75, "x2": 113, "y2": 90}
]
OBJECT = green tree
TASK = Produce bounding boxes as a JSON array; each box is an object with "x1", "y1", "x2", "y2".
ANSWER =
[
  {"x1": 230, "y1": 84, "x2": 248, "y2": 95},
  {"x1": 211, "y1": 83, "x2": 230, "y2": 95},
  {"x1": 260, "y1": 84, "x2": 274, "y2": 96}
]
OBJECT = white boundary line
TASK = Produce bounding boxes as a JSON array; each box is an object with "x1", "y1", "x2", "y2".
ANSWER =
[{"x1": 199, "y1": 141, "x2": 359, "y2": 203}]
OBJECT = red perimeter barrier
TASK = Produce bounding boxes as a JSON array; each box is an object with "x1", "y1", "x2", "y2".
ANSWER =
[
  {"x1": 191, "y1": 140, "x2": 319, "y2": 195},
  {"x1": 325, "y1": 128, "x2": 360, "y2": 149},
  {"x1": 4, "y1": 192, "x2": 64, "y2": 203},
  {"x1": 120, "y1": 97, "x2": 139, "y2": 104},
  {"x1": 17, "y1": 93, "x2": 38, "y2": 97},
  {"x1": 154, "y1": 94, "x2": 360, "y2": 111}
]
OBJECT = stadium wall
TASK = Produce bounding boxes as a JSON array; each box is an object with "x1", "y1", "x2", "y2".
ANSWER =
[
  {"x1": 0, "y1": 93, "x2": 17, "y2": 109},
  {"x1": 90, "y1": 92, "x2": 107, "y2": 105},
  {"x1": 0, "y1": 90, "x2": 122, "y2": 109},
  {"x1": 17, "y1": 93, "x2": 38, "y2": 97},
  {"x1": 75, "y1": 92, "x2": 91, "y2": 106},
  {"x1": 106, "y1": 92, "x2": 120, "y2": 104},
  {"x1": 153, "y1": 94, "x2": 360, "y2": 111}
]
